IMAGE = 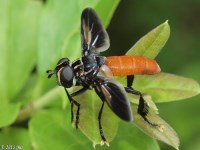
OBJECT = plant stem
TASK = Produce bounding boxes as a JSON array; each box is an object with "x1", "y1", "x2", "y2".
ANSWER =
[{"x1": 16, "y1": 87, "x2": 63, "y2": 123}]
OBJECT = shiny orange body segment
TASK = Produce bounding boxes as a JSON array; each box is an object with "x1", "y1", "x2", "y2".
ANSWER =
[{"x1": 105, "y1": 56, "x2": 161, "y2": 76}]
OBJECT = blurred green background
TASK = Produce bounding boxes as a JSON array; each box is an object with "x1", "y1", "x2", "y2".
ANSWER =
[
  {"x1": 109, "y1": 1, "x2": 200, "y2": 150},
  {"x1": 0, "y1": 0, "x2": 200, "y2": 150}
]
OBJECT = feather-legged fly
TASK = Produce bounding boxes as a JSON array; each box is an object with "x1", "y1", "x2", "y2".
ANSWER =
[{"x1": 47, "y1": 8, "x2": 161, "y2": 145}]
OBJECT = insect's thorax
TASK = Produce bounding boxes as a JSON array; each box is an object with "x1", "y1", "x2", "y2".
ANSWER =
[{"x1": 71, "y1": 55, "x2": 105, "y2": 84}]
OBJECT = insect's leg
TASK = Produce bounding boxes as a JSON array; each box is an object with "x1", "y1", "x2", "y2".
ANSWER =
[
  {"x1": 64, "y1": 88, "x2": 74, "y2": 122},
  {"x1": 64, "y1": 87, "x2": 87, "y2": 128},
  {"x1": 98, "y1": 101, "x2": 109, "y2": 145},
  {"x1": 72, "y1": 100, "x2": 80, "y2": 129},
  {"x1": 125, "y1": 75, "x2": 158, "y2": 127},
  {"x1": 93, "y1": 80, "x2": 108, "y2": 145},
  {"x1": 127, "y1": 75, "x2": 134, "y2": 87},
  {"x1": 71, "y1": 87, "x2": 88, "y2": 97}
]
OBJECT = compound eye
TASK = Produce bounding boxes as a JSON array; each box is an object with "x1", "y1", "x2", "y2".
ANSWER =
[{"x1": 60, "y1": 66, "x2": 74, "y2": 88}]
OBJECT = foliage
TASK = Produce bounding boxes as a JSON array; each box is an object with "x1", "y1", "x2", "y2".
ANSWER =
[{"x1": 0, "y1": 0, "x2": 199, "y2": 150}]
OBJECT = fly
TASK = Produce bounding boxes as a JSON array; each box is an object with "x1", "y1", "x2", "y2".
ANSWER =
[{"x1": 47, "y1": 8, "x2": 161, "y2": 145}]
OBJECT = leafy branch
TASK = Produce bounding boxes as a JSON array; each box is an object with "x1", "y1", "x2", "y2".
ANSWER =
[{"x1": 0, "y1": 1, "x2": 200, "y2": 150}]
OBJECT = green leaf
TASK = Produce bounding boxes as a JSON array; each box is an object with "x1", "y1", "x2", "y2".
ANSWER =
[
  {"x1": 29, "y1": 108, "x2": 159, "y2": 150},
  {"x1": 0, "y1": 127, "x2": 32, "y2": 150},
  {"x1": 0, "y1": 0, "x2": 42, "y2": 100},
  {"x1": 116, "y1": 76, "x2": 181, "y2": 149},
  {"x1": 29, "y1": 89, "x2": 119, "y2": 146},
  {"x1": 132, "y1": 105, "x2": 180, "y2": 150},
  {"x1": 126, "y1": 20, "x2": 170, "y2": 58},
  {"x1": 134, "y1": 73, "x2": 200, "y2": 102},
  {"x1": 0, "y1": 101, "x2": 20, "y2": 127},
  {"x1": 29, "y1": 109, "x2": 90, "y2": 150},
  {"x1": 110, "y1": 122, "x2": 160, "y2": 150},
  {"x1": 30, "y1": 89, "x2": 119, "y2": 147},
  {"x1": 74, "y1": 90, "x2": 119, "y2": 145}
]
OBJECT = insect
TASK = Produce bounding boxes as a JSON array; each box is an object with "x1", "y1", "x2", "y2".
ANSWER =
[{"x1": 47, "y1": 8, "x2": 161, "y2": 145}]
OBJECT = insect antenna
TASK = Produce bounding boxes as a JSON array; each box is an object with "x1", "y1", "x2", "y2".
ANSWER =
[{"x1": 46, "y1": 69, "x2": 55, "y2": 78}]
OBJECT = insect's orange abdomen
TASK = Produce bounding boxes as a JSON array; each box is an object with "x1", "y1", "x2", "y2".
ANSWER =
[{"x1": 105, "y1": 56, "x2": 161, "y2": 76}]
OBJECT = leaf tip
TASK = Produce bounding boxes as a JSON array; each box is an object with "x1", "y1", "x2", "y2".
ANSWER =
[
  {"x1": 100, "y1": 140, "x2": 110, "y2": 147},
  {"x1": 93, "y1": 143, "x2": 96, "y2": 149},
  {"x1": 175, "y1": 145, "x2": 180, "y2": 150},
  {"x1": 163, "y1": 20, "x2": 170, "y2": 31},
  {"x1": 164, "y1": 20, "x2": 169, "y2": 24}
]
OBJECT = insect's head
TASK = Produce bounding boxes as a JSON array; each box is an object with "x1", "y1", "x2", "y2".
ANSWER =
[{"x1": 46, "y1": 58, "x2": 74, "y2": 88}]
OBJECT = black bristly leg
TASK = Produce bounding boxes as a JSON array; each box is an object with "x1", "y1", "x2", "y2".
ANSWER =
[
  {"x1": 64, "y1": 88, "x2": 74, "y2": 123},
  {"x1": 125, "y1": 75, "x2": 158, "y2": 127},
  {"x1": 93, "y1": 79, "x2": 109, "y2": 144},
  {"x1": 70, "y1": 87, "x2": 88, "y2": 97},
  {"x1": 127, "y1": 75, "x2": 134, "y2": 87},
  {"x1": 64, "y1": 87, "x2": 88, "y2": 128},
  {"x1": 98, "y1": 101, "x2": 107, "y2": 142}
]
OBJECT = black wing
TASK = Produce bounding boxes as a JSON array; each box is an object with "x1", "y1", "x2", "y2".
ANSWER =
[
  {"x1": 81, "y1": 8, "x2": 110, "y2": 56},
  {"x1": 94, "y1": 76, "x2": 133, "y2": 122}
]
